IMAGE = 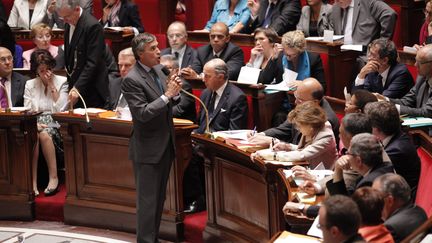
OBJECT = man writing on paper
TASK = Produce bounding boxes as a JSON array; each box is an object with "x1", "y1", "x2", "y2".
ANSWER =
[{"x1": 121, "y1": 33, "x2": 182, "y2": 243}]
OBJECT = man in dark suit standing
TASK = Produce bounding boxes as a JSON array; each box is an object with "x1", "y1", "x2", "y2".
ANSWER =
[
  {"x1": 0, "y1": 47, "x2": 29, "y2": 108},
  {"x1": 353, "y1": 39, "x2": 414, "y2": 99},
  {"x1": 121, "y1": 33, "x2": 182, "y2": 243},
  {"x1": 56, "y1": 0, "x2": 110, "y2": 109},
  {"x1": 47, "y1": 0, "x2": 93, "y2": 29},
  {"x1": 161, "y1": 21, "x2": 197, "y2": 69},
  {"x1": 181, "y1": 22, "x2": 244, "y2": 81},
  {"x1": 243, "y1": 0, "x2": 301, "y2": 36}
]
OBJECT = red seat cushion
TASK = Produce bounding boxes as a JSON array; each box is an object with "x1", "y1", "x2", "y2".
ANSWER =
[
  {"x1": 389, "y1": 4, "x2": 402, "y2": 48},
  {"x1": 320, "y1": 53, "x2": 330, "y2": 95},
  {"x1": 185, "y1": 1, "x2": 212, "y2": 31},
  {"x1": 416, "y1": 147, "x2": 432, "y2": 217},
  {"x1": 407, "y1": 65, "x2": 418, "y2": 82}
]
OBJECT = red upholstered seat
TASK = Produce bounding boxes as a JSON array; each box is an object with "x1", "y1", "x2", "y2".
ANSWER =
[
  {"x1": 407, "y1": 64, "x2": 418, "y2": 82},
  {"x1": 320, "y1": 53, "x2": 330, "y2": 95},
  {"x1": 3, "y1": 0, "x2": 13, "y2": 18},
  {"x1": 92, "y1": 0, "x2": 103, "y2": 20},
  {"x1": 185, "y1": 1, "x2": 213, "y2": 31},
  {"x1": 389, "y1": 4, "x2": 402, "y2": 48},
  {"x1": 416, "y1": 147, "x2": 432, "y2": 217},
  {"x1": 133, "y1": 0, "x2": 161, "y2": 34}
]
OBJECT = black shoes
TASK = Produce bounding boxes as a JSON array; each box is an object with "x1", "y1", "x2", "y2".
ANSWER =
[
  {"x1": 184, "y1": 199, "x2": 206, "y2": 214},
  {"x1": 44, "y1": 185, "x2": 59, "y2": 196}
]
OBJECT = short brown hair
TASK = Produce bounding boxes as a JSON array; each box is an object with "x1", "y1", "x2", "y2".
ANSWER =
[
  {"x1": 253, "y1": 27, "x2": 279, "y2": 44},
  {"x1": 288, "y1": 101, "x2": 327, "y2": 130}
]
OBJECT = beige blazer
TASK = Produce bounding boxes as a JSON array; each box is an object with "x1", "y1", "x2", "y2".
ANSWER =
[
  {"x1": 7, "y1": 0, "x2": 49, "y2": 29},
  {"x1": 23, "y1": 74, "x2": 68, "y2": 112}
]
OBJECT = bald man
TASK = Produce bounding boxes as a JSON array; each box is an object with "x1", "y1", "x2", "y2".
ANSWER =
[
  {"x1": 249, "y1": 78, "x2": 339, "y2": 146},
  {"x1": 161, "y1": 21, "x2": 197, "y2": 69},
  {"x1": 181, "y1": 22, "x2": 244, "y2": 81}
]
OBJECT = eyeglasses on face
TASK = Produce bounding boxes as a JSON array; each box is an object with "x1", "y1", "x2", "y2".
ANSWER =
[{"x1": 0, "y1": 56, "x2": 13, "y2": 64}]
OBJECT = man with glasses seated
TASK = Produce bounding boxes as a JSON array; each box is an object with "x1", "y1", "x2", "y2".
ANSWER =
[
  {"x1": 180, "y1": 22, "x2": 244, "y2": 81},
  {"x1": 0, "y1": 47, "x2": 29, "y2": 109},
  {"x1": 376, "y1": 44, "x2": 432, "y2": 119},
  {"x1": 161, "y1": 21, "x2": 197, "y2": 69}
]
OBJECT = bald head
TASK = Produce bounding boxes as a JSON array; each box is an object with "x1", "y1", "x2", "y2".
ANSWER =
[
  {"x1": 416, "y1": 44, "x2": 432, "y2": 78},
  {"x1": 209, "y1": 22, "x2": 230, "y2": 53},
  {"x1": 0, "y1": 47, "x2": 13, "y2": 77},
  {"x1": 294, "y1": 78, "x2": 324, "y2": 104},
  {"x1": 118, "y1": 47, "x2": 135, "y2": 78},
  {"x1": 167, "y1": 21, "x2": 187, "y2": 50},
  {"x1": 203, "y1": 58, "x2": 228, "y2": 91}
]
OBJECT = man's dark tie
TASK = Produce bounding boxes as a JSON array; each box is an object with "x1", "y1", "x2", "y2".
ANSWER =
[
  {"x1": 263, "y1": 3, "x2": 275, "y2": 28},
  {"x1": 342, "y1": 8, "x2": 349, "y2": 32},
  {"x1": 174, "y1": 52, "x2": 179, "y2": 59},
  {"x1": 149, "y1": 68, "x2": 164, "y2": 93},
  {"x1": 421, "y1": 81, "x2": 431, "y2": 106},
  {"x1": 0, "y1": 77, "x2": 8, "y2": 108},
  {"x1": 377, "y1": 74, "x2": 383, "y2": 91},
  {"x1": 208, "y1": 92, "x2": 217, "y2": 115}
]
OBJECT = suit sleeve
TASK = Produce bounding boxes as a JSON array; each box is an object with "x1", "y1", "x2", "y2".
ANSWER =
[
  {"x1": 370, "y1": 0, "x2": 396, "y2": 39},
  {"x1": 127, "y1": 4, "x2": 145, "y2": 33},
  {"x1": 264, "y1": 120, "x2": 295, "y2": 142},
  {"x1": 172, "y1": 80, "x2": 195, "y2": 120},
  {"x1": 309, "y1": 52, "x2": 326, "y2": 92},
  {"x1": 390, "y1": 79, "x2": 432, "y2": 117},
  {"x1": 270, "y1": 0, "x2": 301, "y2": 36},
  {"x1": 226, "y1": 46, "x2": 244, "y2": 80},
  {"x1": 191, "y1": 49, "x2": 205, "y2": 75},
  {"x1": 326, "y1": 178, "x2": 350, "y2": 196},
  {"x1": 228, "y1": 93, "x2": 248, "y2": 130},
  {"x1": 382, "y1": 68, "x2": 414, "y2": 99}
]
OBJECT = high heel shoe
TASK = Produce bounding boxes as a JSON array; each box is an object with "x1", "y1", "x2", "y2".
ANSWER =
[
  {"x1": 44, "y1": 185, "x2": 59, "y2": 196},
  {"x1": 34, "y1": 189, "x2": 39, "y2": 197}
]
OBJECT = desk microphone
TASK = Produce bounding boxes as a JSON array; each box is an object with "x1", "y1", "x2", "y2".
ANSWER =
[
  {"x1": 69, "y1": 87, "x2": 92, "y2": 129},
  {"x1": 161, "y1": 66, "x2": 210, "y2": 134},
  {"x1": 0, "y1": 81, "x2": 11, "y2": 113}
]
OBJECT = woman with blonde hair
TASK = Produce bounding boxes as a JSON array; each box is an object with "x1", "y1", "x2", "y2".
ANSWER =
[{"x1": 251, "y1": 101, "x2": 337, "y2": 169}]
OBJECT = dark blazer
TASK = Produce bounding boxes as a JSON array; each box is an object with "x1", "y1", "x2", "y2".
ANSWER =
[
  {"x1": 328, "y1": 0, "x2": 396, "y2": 46},
  {"x1": 355, "y1": 63, "x2": 414, "y2": 99},
  {"x1": 64, "y1": 11, "x2": 110, "y2": 108},
  {"x1": 161, "y1": 45, "x2": 197, "y2": 69},
  {"x1": 264, "y1": 98, "x2": 339, "y2": 143},
  {"x1": 0, "y1": 1, "x2": 6, "y2": 22},
  {"x1": 384, "y1": 203, "x2": 428, "y2": 243},
  {"x1": 101, "y1": 0, "x2": 145, "y2": 33},
  {"x1": 242, "y1": 0, "x2": 301, "y2": 36},
  {"x1": 326, "y1": 163, "x2": 395, "y2": 196},
  {"x1": 384, "y1": 130, "x2": 421, "y2": 190},
  {"x1": 390, "y1": 76, "x2": 432, "y2": 118},
  {"x1": 192, "y1": 42, "x2": 244, "y2": 80},
  {"x1": 196, "y1": 83, "x2": 248, "y2": 134},
  {"x1": 10, "y1": 72, "x2": 29, "y2": 107},
  {"x1": 109, "y1": 76, "x2": 122, "y2": 108},
  {"x1": 173, "y1": 79, "x2": 196, "y2": 122}
]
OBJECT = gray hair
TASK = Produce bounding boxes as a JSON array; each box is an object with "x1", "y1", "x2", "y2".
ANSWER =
[
  {"x1": 131, "y1": 33, "x2": 156, "y2": 60},
  {"x1": 375, "y1": 173, "x2": 411, "y2": 204},
  {"x1": 350, "y1": 133, "x2": 383, "y2": 168},
  {"x1": 118, "y1": 47, "x2": 134, "y2": 58},
  {"x1": 56, "y1": 0, "x2": 80, "y2": 10},
  {"x1": 160, "y1": 54, "x2": 179, "y2": 69},
  {"x1": 207, "y1": 58, "x2": 228, "y2": 80},
  {"x1": 342, "y1": 113, "x2": 372, "y2": 136}
]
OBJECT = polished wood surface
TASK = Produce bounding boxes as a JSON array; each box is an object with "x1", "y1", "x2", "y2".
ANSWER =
[
  {"x1": 52, "y1": 113, "x2": 196, "y2": 242},
  {"x1": 0, "y1": 112, "x2": 39, "y2": 220},
  {"x1": 191, "y1": 134, "x2": 305, "y2": 242}
]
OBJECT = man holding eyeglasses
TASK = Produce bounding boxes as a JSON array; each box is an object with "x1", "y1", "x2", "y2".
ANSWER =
[
  {"x1": 161, "y1": 21, "x2": 197, "y2": 69},
  {"x1": 376, "y1": 44, "x2": 432, "y2": 119},
  {"x1": 0, "y1": 47, "x2": 29, "y2": 109}
]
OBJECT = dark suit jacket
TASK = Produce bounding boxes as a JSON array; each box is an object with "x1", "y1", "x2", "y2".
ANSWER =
[
  {"x1": 390, "y1": 76, "x2": 432, "y2": 118},
  {"x1": 326, "y1": 163, "x2": 395, "y2": 196},
  {"x1": 121, "y1": 63, "x2": 176, "y2": 164},
  {"x1": 384, "y1": 130, "x2": 421, "y2": 190},
  {"x1": 64, "y1": 11, "x2": 110, "y2": 108},
  {"x1": 355, "y1": 63, "x2": 414, "y2": 99},
  {"x1": 109, "y1": 76, "x2": 122, "y2": 108},
  {"x1": 173, "y1": 79, "x2": 196, "y2": 122},
  {"x1": 192, "y1": 42, "x2": 244, "y2": 80},
  {"x1": 161, "y1": 45, "x2": 197, "y2": 69},
  {"x1": 384, "y1": 203, "x2": 428, "y2": 243},
  {"x1": 242, "y1": 0, "x2": 301, "y2": 36},
  {"x1": 10, "y1": 72, "x2": 29, "y2": 107},
  {"x1": 0, "y1": 1, "x2": 6, "y2": 22},
  {"x1": 101, "y1": 0, "x2": 145, "y2": 33},
  {"x1": 328, "y1": 0, "x2": 396, "y2": 46},
  {"x1": 196, "y1": 83, "x2": 248, "y2": 134},
  {"x1": 264, "y1": 98, "x2": 339, "y2": 143}
]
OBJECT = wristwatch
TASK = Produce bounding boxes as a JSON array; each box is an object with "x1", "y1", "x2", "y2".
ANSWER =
[{"x1": 297, "y1": 203, "x2": 305, "y2": 213}]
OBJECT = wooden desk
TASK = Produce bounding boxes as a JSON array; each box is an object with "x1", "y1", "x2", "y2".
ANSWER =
[
  {"x1": 52, "y1": 113, "x2": 196, "y2": 242},
  {"x1": 13, "y1": 29, "x2": 65, "y2": 41},
  {"x1": 0, "y1": 112, "x2": 38, "y2": 220},
  {"x1": 191, "y1": 134, "x2": 302, "y2": 242},
  {"x1": 187, "y1": 78, "x2": 285, "y2": 131}
]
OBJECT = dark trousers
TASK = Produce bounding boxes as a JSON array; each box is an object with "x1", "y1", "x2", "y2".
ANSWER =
[
  {"x1": 133, "y1": 149, "x2": 173, "y2": 243},
  {"x1": 183, "y1": 150, "x2": 206, "y2": 206}
]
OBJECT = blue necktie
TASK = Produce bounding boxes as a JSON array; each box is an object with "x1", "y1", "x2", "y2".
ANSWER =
[
  {"x1": 150, "y1": 68, "x2": 164, "y2": 93},
  {"x1": 263, "y1": 3, "x2": 275, "y2": 28}
]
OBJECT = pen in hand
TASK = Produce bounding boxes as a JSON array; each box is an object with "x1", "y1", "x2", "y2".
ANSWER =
[{"x1": 252, "y1": 126, "x2": 256, "y2": 136}]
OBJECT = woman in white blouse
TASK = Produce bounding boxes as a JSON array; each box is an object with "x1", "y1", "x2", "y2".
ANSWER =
[
  {"x1": 24, "y1": 49, "x2": 68, "y2": 196},
  {"x1": 251, "y1": 101, "x2": 337, "y2": 169},
  {"x1": 7, "y1": 0, "x2": 49, "y2": 30}
]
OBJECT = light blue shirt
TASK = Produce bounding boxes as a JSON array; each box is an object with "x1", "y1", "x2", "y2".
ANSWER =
[{"x1": 204, "y1": 0, "x2": 251, "y2": 30}]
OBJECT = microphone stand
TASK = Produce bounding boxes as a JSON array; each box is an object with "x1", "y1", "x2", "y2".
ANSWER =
[
  {"x1": 0, "y1": 82, "x2": 11, "y2": 113},
  {"x1": 69, "y1": 88, "x2": 91, "y2": 129}
]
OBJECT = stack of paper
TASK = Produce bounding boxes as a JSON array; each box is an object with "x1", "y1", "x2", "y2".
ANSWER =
[{"x1": 402, "y1": 117, "x2": 432, "y2": 128}]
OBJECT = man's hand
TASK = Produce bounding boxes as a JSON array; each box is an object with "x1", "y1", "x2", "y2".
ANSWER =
[
  {"x1": 247, "y1": 0, "x2": 261, "y2": 17},
  {"x1": 358, "y1": 60, "x2": 380, "y2": 79},
  {"x1": 68, "y1": 88, "x2": 79, "y2": 106},
  {"x1": 282, "y1": 202, "x2": 307, "y2": 215},
  {"x1": 292, "y1": 166, "x2": 317, "y2": 182},
  {"x1": 273, "y1": 141, "x2": 291, "y2": 151},
  {"x1": 164, "y1": 74, "x2": 182, "y2": 98},
  {"x1": 374, "y1": 92, "x2": 386, "y2": 101},
  {"x1": 333, "y1": 155, "x2": 352, "y2": 182},
  {"x1": 299, "y1": 181, "x2": 319, "y2": 195},
  {"x1": 180, "y1": 66, "x2": 200, "y2": 80},
  {"x1": 247, "y1": 133, "x2": 273, "y2": 146}
]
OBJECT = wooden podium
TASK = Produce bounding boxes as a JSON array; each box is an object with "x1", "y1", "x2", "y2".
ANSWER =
[
  {"x1": 52, "y1": 113, "x2": 196, "y2": 242},
  {"x1": 191, "y1": 134, "x2": 297, "y2": 242},
  {"x1": 0, "y1": 112, "x2": 38, "y2": 220}
]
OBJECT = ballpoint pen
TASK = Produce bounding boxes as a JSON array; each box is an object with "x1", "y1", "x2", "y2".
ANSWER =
[{"x1": 252, "y1": 126, "x2": 257, "y2": 136}]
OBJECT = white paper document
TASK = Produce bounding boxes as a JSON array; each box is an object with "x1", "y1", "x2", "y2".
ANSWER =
[
  {"x1": 237, "y1": 66, "x2": 261, "y2": 84},
  {"x1": 402, "y1": 117, "x2": 432, "y2": 127},
  {"x1": 265, "y1": 69, "x2": 298, "y2": 91},
  {"x1": 212, "y1": 130, "x2": 251, "y2": 140},
  {"x1": 341, "y1": 44, "x2": 363, "y2": 51},
  {"x1": 307, "y1": 216, "x2": 323, "y2": 239},
  {"x1": 305, "y1": 35, "x2": 344, "y2": 42}
]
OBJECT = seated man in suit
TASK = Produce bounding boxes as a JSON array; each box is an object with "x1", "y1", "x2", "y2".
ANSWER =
[
  {"x1": 249, "y1": 78, "x2": 339, "y2": 146},
  {"x1": 243, "y1": 0, "x2": 301, "y2": 36},
  {"x1": 109, "y1": 47, "x2": 135, "y2": 109},
  {"x1": 364, "y1": 101, "x2": 420, "y2": 191},
  {"x1": 377, "y1": 44, "x2": 432, "y2": 119},
  {"x1": 353, "y1": 39, "x2": 414, "y2": 99},
  {"x1": 373, "y1": 174, "x2": 428, "y2": 242},
  {"x1": 161, "y1": 21, "x2": 197, "y2": 69},
  {"x1": 328, "y1": 0, "x2": 396, "y2": 46},
  {"x1": 181, "y1": 22, "x2": 244, "y2": 81},
  {"x1": 160, "y1": 54, "x2": 196, "y2": 122},
  {"x1": 0, "y1": 46, "x2": 29, "y2": 108},
  {"x1": 184, "y1": 58, "x2": 248, "y2": 213}
]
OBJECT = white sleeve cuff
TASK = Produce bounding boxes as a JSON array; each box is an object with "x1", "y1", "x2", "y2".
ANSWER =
[
  {"x1": 161, "y1": 95, "x2": 169, "y2": 104},
  {"x1": 396, "y1": 104, "x2": 401, "y2": 113},
  {"x1": 354, "y1": 75, "x2": 365, "y2": 86}
]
